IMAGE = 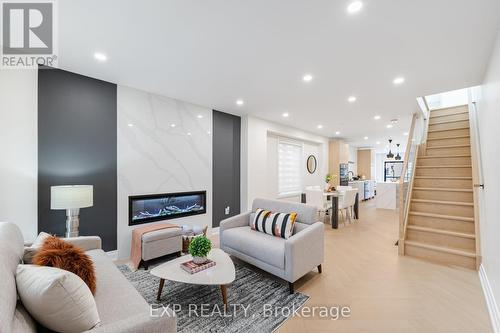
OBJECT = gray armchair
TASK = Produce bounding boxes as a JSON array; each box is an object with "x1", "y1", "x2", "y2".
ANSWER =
[{"x1": 220, "y1": 198, "x2": 324, "y2": 293}]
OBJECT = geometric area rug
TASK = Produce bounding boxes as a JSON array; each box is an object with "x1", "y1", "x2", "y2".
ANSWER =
[{"x1": 119, "y1": 262, "x2": 309, "y2": 333}]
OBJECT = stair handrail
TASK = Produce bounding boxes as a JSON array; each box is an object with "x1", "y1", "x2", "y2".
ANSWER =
[{"x1": 398, "y1": 103, "x2": 430, "y2": 255}]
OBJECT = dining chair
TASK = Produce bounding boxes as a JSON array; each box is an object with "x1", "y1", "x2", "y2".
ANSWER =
[
  {"x1": 305, "y1": 189, "x2": 331, "y2": 222},
  {"x1": 338, "y1": 189, "x2": 358, "y2": 225}
]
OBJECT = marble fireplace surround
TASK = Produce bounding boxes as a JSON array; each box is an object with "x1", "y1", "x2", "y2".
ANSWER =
[{"x1": 117, "y1": 85, "x2": 212, "y2": 259}]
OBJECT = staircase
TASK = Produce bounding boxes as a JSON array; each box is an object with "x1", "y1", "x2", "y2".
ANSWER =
[{"x1": 403, "y1": 105, "x2": 478, "y2": 269}]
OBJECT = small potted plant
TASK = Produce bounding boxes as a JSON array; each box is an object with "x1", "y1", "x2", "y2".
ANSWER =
[
  {"x1": 188, "y1": 235, "x2": 212, "y2": 264},
  {"x1": 325, "y1": 174, "x2": 337, "y2": 191}
]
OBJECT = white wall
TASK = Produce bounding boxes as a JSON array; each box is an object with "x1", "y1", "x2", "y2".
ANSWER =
[
  {"x1": 0, "y1": 69, "x2": 38, "y2": 242},
  {"x1": 117, "y1": 86, "x2": 212, "y2": 259},
  {"x1": 477, "y1": 31, "x2": 500, "y2": 328},
  {"x1": 348, "y1": 146, "x2": 357, "y2": 175},
  {"x1": 241, "y1": 116, "x2": 329, "y2": 211}
]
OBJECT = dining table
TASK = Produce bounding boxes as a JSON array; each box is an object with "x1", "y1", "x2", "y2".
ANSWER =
[{"x1": 301, "y1": 189, "x2": 359, "y2": 229}]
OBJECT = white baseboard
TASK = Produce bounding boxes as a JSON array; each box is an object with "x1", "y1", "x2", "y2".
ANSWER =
[
  {"x1": 479, "y1": 264, "x2": 500, "y2": 333},
  {"x1": 106, "y1": 250, "x2": 118, "y2": 260}
]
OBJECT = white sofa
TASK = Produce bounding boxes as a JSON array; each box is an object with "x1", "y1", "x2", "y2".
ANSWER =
[
  {"x1": 220, "y1": 198, "x2": 324, "y2": 293},
  {"x1": 0, "y1": 222, "x2": 176, "y2": 333}
]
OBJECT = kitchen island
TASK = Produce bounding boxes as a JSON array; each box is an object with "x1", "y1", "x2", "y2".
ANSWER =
[{"x1": 376, "y1": 181, "x2": 400, "y2": 210}]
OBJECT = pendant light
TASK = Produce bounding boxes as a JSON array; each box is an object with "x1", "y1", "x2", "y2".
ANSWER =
[
  {"x1": 395, "y1": 143, "x2": 402, "y2": 160},
  {"x1": 386, "y1": 139, "x2": 394, "y2": 159}
]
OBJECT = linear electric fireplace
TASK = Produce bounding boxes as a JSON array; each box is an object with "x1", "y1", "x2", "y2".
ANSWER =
[{"x1": 129, "y1": 191, "x2": 206, "y2": 226}]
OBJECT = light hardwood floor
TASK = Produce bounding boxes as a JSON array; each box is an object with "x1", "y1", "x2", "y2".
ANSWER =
[{"x1": 215, "y1": 201, "x2": 491, "y2": 332}]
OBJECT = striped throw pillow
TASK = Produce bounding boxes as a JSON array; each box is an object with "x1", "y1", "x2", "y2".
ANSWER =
[{"x1": 251, "y1": 208, "x2": 297, "y2": 239}]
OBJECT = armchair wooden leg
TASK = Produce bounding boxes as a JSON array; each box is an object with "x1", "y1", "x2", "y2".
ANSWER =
[
  {"x1": 289, "y1": 282, "x2": 295, "y2": 294},
  {"x1": 318, "y1": 264, "x2": 322, "y2": 273}
]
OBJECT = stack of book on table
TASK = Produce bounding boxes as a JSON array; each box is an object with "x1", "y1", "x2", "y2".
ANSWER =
[{"x1": 180, "y1": 259, "x2": 216, "y2": 274}]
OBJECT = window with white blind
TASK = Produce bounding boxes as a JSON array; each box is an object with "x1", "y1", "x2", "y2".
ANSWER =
[{"x1": 278, "y1": 139, "x2": 303, "y2": 196}]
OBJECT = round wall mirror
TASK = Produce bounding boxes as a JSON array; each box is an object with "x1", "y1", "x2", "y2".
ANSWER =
[{"x1": 306, "y1": 155, "x2": 317, "y2": 174}]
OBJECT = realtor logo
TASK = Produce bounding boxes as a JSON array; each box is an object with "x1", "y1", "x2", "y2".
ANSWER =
[{"x1": 1, "y1": 0, "x2": 57, "y2": 68}]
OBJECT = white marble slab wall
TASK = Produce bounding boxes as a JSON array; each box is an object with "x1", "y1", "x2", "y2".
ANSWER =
[{"x1": 117, "y1": 86, "x2": 212, "y2": 259}]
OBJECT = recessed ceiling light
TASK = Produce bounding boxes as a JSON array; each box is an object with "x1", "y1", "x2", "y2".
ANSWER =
[
  {"x1": 374, "y1": 115, "x2": 381, "y2": 120},
  {"x1": 376, "y1": 141, "x2": 381, "y2": 145},
  {"x1": 364, "y1": 136, "x2": 368, "y2": 140},
  {"x1": 348, "y1": 96, "x2": 357, "y2": 103},
  {"x1": 236, "y1": 99, "x2": 244, "y2": 106},
  {"x1": 282, "y1": 112, "x2": 289, "y2": 118},
  {"x1": 393, "y1": 77, "x2": 405, "y2": 85},
  {"x1": 207, "y1": 131, "x2": 211, "y2": 135},
  {"x1": 317, "y1": 125, "x2": 323, "y2": 129},
  {"x1": 170, "y1": 124, "x2": 176, "y2": 128},
  {"x1": 403, "y1": 132, "x2": 409, "y2": 136},
  {"x1": 127, "y1": 123, "x2": 133, "y2": 127},
  {"x1": 302, "y1": 74, "x2": 313, "y2": 82},
  {"x1": 386, "y1": 124, "x2": 393, "y2": 129},
  {"x1": 347, "y1": 1, "x2": 363, "y2": 14},
  {"x1": 335, "y1": 131, "x2": 341, "y2": 135},
  {"x1": 197, "y1": 115, "x2": 203, "y2": 119},
  {"x1": 187, "y1": 132, "x2": 191, "y2": 136},
  {"x1": 94, "y1": 52, "x2": 107, "y2": 62}
]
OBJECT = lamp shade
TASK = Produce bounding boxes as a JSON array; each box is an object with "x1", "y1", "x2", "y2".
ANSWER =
[{"x1": 51, "y1": 185, "x2": 93, "y2": 210}]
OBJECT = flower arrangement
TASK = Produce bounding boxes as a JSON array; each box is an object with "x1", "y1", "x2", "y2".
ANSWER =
[
  {"x1": 188, "y1": 235, "x2": 212, "y2": 264},
  {"x1": 324, "y1": 174, "x2": 337, "y2": 191},
  {"x1": 325, "y1": 174, "x2": 333, "y2": 184}
]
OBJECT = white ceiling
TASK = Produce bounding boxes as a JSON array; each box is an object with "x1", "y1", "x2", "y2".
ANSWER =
[{"x1": 57, "y1": 0, "x2": 500, "y2": 149}]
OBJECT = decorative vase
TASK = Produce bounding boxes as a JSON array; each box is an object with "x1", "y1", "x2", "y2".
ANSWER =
[{"x1": 192, "y1": 256, "x2": 208, "y2": 264}]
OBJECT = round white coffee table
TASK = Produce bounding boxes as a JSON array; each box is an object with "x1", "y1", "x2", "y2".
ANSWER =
[{"x1": 150, "y1": 249, "x2": 235, "y2": 308}]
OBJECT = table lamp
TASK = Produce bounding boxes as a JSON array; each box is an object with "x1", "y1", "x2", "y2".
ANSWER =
[{"x1": 51, "y1": 185, "x2": 93, "y2": 237}]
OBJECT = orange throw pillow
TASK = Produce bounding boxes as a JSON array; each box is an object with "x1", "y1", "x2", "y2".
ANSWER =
[{"x1": 33, "y1": 236, "x2": 97, "y2": 294}]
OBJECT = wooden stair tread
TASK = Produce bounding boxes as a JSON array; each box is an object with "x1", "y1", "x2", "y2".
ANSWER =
[
  {"x1": 414, "y1": 176, "x2": 472, "y2": 179},
  {"x1": 411, "y1": 199, "x2": 473, "y2": 206},
  {"x1": 407, "y1": 225, "x2": 475, "y2": 239},
  {"x1": 409, "y1": 211, "x2": 474, "y2": 222},
  {"x1": 427, "y1": 135, "x2": 470, "y2": 140},
  {"x1": 430, "y1": 110, "x2": 469, "y2": 118},
  {"x1": 413, "y1": 187, "x2": 473, "y2": 192},
  {"x1": 405, "y1": 240, "x2": 476, "y2": 257},
  {"x1": 417, "y1": 154, "x2": 470, "y2": 159},
  {"x1": 428, "y1": 128, "x2": 470, "y2": 133},
  {"x1": 429, "y1": 119, "x2": 469, "y2": 125},
  {"x1": 426, "y1": 144, "x2": 470, "y2": 149},
  {"x1": 416, "y1": 165, "x2": 471, "y2": 169}
]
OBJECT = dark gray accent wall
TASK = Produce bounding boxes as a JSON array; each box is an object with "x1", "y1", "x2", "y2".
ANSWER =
[
  {"x1": 38, "y1": 67, "x2": 117, "y2": 251},
  {"x1": 212, "y1": 110, "x2": 241, "y2": 228}
]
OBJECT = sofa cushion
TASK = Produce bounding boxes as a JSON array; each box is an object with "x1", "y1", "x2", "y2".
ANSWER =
[
  {"x1": 142, "y1": 227, "x2": 183, "y2": 243},
  {"x1": 23, "y1": 231, "x2": 51, "y2": 264},
  {"x1": 16, "y1": 264, "x2": 100, "y2": 333},
  {"x1": 222, "y1": 226, "x2": 285, "y2": 269},
  {"x1": 0, "y1": 222, "x2": 25, "y2": 333},
  {"x1": 33, "y1": 236, "x2": 97, "y2": 294},
  {"x1": 12, "y1": 302, "x2": 36, "y2": 333},
  {"x1": 251, "y1": 209, "x2": 297, "y2": 239},
  {"x1": 85, "y1": 249, "x2": 151, "y2": 325},
  {"x1": 252, "y1": 198, "x2": 318, "y2": 225}
]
